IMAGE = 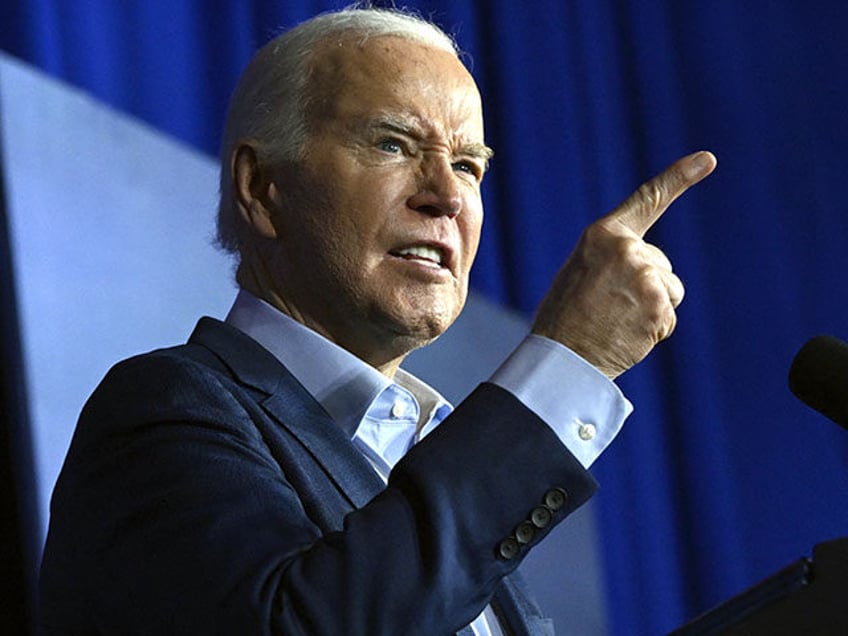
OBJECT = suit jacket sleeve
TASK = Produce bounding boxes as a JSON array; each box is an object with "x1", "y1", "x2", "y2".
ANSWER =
[{"x1": 39, "y1": 339, "x2": 598, "y2": 635}]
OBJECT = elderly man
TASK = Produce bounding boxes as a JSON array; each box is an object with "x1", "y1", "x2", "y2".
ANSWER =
[{"x1": 39, "y1": 7, "x2": 715, "y2": 635}]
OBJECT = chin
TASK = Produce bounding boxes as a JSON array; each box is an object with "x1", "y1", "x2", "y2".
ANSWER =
[
  {"x1": 395, "y1": 306, "x2": 461, "y2": 345},
  {"x1": 371, "y1": 289, "x2": 466, "y2": 347}
]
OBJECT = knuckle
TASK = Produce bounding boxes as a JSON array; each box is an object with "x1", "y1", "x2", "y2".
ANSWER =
[
  {"x1": 637, "y1": 180, "x2": 666, "y2": 214},
  {"x1": 645, "y1": 243, "x2": 673, "y2": 270},
  {"x1": 612, "y1": 237, "x2": 646, "y2": 269},
  {"x1": 619, "y1": 237, "x2": 643, "y2": 261},
  {"x1": 659, "y1": 310, "x2": 678, "y2": 341},
  {"x1": 670, "y1": 275, "x2": 685, "y2": 305},
  {"x1": 635, "y1": 267, "x2": 668, "y2": 305},
  {"x1": 582, "y1": 220, "x2": 613, "y2": 245}
]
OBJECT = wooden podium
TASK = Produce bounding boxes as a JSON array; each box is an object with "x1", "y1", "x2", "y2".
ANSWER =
[{"x1": 671, "y1": 538, "x2": 848, "y2": 635}]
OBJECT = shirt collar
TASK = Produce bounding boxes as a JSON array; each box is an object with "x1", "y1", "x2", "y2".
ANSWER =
[{"x1": 224, "y1": 290, "x2": 451, "y2": 438}]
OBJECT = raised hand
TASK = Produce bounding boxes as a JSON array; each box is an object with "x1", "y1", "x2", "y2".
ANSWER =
[{"x1": 532, "y1": 151, "x2": 717, "y2": 379}]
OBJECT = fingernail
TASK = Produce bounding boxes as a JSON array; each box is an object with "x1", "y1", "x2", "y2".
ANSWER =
[{"x1": 685, "y1": 151, "x2": 715, "y2": 180}]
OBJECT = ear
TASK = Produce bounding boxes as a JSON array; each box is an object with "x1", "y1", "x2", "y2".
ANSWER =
[{"x1": 232, "y1": 141, "x2": 279, "y2": 240}]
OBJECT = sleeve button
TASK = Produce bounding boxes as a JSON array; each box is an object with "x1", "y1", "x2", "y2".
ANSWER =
[
  {"x1": 530, "y1": 506, "x2": 552, "y2": 528},
  {"x1": 544, "y1": 487, "x2": 568, "y2": 511},
  {"x1": 498, "y1": 537, "x2": 521, "y2": 560},
  {"x1": 515, "y1": 521, "x2": 536, "y2": 545}
]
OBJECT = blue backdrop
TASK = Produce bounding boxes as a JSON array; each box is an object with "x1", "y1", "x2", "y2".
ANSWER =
[{"x1": 3, "y1": 1, "x2": 848, "y2": 634}]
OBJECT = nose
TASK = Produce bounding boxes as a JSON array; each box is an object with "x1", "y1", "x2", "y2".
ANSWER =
[{"x1": 406, "y1": 156, "x2": 462, "y2": 218}]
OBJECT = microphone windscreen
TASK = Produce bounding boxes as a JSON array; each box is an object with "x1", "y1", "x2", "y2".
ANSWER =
[{"x1": 788, "y1": 335, "x2": 848, "y2": 430}]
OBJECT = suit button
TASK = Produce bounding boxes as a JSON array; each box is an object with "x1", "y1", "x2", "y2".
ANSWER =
[
  {"x1": 530, "y1": 506, "x2": 552, "y2": 528},
  {"x1": 515, "y1": 521, "x2": 536, "y2": 545},
  {"x1": 544, "y1": 487, "x2": 568, "y2": 511},
  {"x1": 498, "y1": 537, "x2": 520, "y2": 560}
]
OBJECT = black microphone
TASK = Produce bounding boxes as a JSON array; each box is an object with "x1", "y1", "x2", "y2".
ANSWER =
[{"x1": 788, "y1": 335, "x2": 848, "y2": 430}]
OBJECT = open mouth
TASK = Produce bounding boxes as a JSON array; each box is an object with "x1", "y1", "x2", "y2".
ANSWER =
[{"x1": 390, "y1": 245, "x2": 446, "y2": 269}]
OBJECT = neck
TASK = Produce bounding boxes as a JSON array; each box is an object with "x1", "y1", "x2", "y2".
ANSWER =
[{"x1": 236, "y1": 261, "x2": 409, "y2": 379}]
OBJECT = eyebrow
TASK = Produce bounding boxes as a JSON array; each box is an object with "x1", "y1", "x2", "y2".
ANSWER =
[
  {"x1": 460, "y1": 142, "x2": 495, "y2": 164},
  {"x1": 365, "y1": 114, "x2": 494, "y2": 165}
]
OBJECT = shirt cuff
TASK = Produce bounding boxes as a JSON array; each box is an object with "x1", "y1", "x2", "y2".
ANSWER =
[{"x1": 489, "y1": 334, "x2": 633, "y2": 469}]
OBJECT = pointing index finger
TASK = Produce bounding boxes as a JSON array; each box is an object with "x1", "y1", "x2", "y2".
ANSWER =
[{"x1": 608, "y1": 151, "x2": 717, "y2": 237}]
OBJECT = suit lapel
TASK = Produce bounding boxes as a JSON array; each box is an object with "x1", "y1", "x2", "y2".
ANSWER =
[
  {"x1": 189, "y1": 318, "x2": 545, "y2": 636},
  {"x1": 188, "y1": 317, "x2": 385, "y2": 510},
  {"x1": 260, "y1": 389, "x2": 385, "y2": 509}
]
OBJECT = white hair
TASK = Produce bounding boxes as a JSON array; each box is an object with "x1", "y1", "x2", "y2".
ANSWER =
[{"x1": 216, "y1": 6, "x2": 460, "y2": 255}]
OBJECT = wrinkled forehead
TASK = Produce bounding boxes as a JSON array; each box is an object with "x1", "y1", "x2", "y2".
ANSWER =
[{"x1": 306, "y1": 34, "x2": 485, "y2": 140}]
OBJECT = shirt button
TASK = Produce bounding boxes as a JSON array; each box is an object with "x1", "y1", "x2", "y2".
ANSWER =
[
  {"x1": 577, "y1": 421, "x2": 596, "y2": 441},
  {"x1": 390, "y1": 401, "x2": 408, "y2": 419}
]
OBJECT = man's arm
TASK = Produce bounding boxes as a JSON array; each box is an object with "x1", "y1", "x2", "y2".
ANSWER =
[
  {"x1": 39, "y1": 354, "x2": 595, "y2": 635},
  {"x1": 533, "y1": 151, "x2": 716, "y2": 378}
]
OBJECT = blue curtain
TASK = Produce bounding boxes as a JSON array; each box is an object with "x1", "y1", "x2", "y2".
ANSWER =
[{"x1": 3, "y1": 1, "x2": 848, "y2": 633}]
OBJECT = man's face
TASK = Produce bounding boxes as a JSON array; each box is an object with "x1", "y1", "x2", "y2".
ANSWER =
[{"x1": 262, "y1": 36, "x2": 488, "y2": 369}]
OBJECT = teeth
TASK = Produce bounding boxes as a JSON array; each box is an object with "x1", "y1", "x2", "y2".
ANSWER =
[{"x1": 396, "y1": 245, "x2": 443, "y2": 266}]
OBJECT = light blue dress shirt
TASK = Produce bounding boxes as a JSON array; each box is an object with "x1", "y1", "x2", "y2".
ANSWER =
[{"x1": 226, "y1": 290, "x2": 632, "y2": 635}]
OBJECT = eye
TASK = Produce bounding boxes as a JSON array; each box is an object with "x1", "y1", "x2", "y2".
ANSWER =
[
  {"x1": 377, "y1": 138, "x2": 404, "y2": 154},
  {"x1": 452, "y1": 160, "x2": 483, "y2": 181}
]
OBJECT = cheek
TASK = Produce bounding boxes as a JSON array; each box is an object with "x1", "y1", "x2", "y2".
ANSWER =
[
  {"x1": 340, "y1": 171, "x2": 408, "y2": 228},
  {"x1": 460, "y1": 205, "x2": 484, "y2": 271}
]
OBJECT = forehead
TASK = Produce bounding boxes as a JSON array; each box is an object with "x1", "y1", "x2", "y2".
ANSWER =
[{"x1": 308, "y1": 35, "x2": 485, "y2": 141}]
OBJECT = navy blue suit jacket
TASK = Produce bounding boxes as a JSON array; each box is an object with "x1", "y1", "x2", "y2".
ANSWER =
[{"x1": 39, "y1": 317, "x2": 599, "y2": 634}]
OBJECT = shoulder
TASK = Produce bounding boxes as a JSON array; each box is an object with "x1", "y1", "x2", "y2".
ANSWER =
[{"x1": 74, "y1": 333, "x2": 272, "y2": 447}]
